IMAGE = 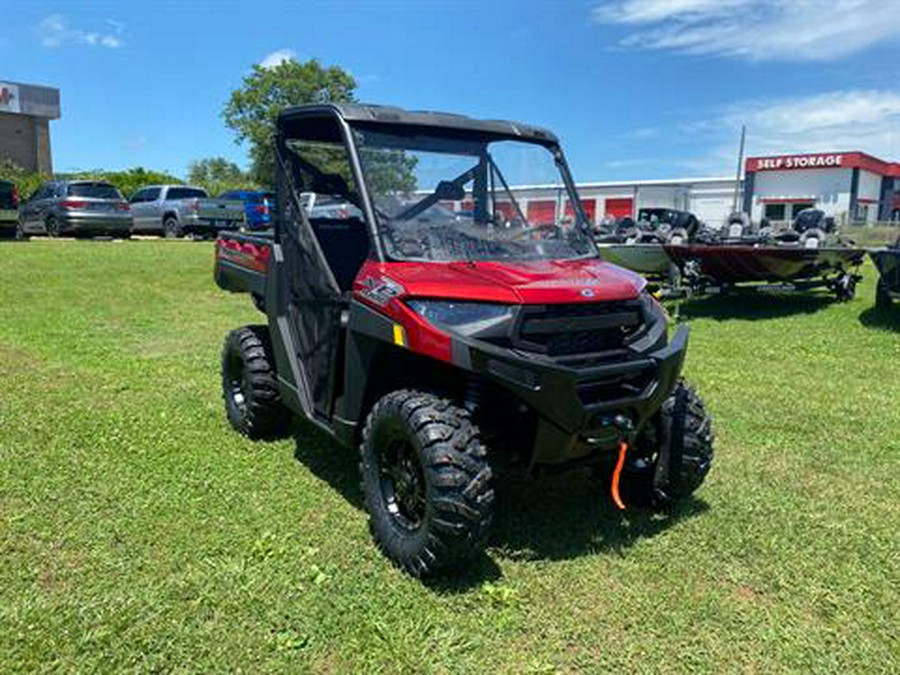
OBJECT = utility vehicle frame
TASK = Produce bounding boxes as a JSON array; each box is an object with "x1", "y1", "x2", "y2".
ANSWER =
[{"x1": 215, "y1": 104, "x2": 714, "y2": 576}]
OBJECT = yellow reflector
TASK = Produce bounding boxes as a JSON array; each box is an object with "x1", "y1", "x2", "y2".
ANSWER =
[{"x1": 392, "y1": 324, "x2": 407, "y2": 347}]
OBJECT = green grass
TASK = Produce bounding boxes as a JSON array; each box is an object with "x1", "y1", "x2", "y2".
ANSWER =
[{"x1": 1, "y1": 240, "x2": 898, "y2": 673}]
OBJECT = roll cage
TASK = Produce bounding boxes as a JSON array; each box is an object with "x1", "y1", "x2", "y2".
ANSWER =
[{"x1": 273, "y1": 103, "x2": 592, "y2": 262}]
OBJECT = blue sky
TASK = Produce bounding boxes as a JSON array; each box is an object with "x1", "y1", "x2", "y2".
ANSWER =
[{"x1": 2, "y1": 0, "x2": 899, "y2": 182}]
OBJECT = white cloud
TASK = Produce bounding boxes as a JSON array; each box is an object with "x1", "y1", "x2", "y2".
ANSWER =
[
  {"x1": 592, "y1": 0, "x2": 900, "y2": 61},
  {"x1": 681, "y1": 89, "x2": 900, "y2": 174},
  {"x1": 259, "y1": 49, "x2": 297, "y2": 69},
  {"x1": 604, "y1": 158, "x2": 651, "y2": 169},
  {"x1": 38, "y1": 14, "x2": 124, "y2": 49}
]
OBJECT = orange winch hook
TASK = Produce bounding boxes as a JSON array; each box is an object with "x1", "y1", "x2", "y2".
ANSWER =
[{"x1": 610, "y1": 439, "x2": 629, "y2": 510}]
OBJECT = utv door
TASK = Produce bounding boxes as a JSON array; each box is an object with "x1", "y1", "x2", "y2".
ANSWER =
[{"x1": 273, "y1": 115, "x2": 370, "y2": 421}]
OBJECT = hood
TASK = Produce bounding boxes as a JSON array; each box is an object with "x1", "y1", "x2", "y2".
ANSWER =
[{"x1": 358, "y1": 257, "x2": 645, "y2": 305}]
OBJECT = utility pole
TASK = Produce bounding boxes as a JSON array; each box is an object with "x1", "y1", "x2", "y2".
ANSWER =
[{"x1": 732, "y1": 125, "x2": 746, "y2": 214}]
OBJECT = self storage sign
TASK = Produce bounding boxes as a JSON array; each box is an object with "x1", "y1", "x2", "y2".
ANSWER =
[{"x1": 752, "y1": 154, "x2": 843, "y2": 171}]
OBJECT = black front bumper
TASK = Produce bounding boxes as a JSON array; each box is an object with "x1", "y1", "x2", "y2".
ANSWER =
[{"x1": 455, "y1": 325, "x2": 688, "y2": 464}]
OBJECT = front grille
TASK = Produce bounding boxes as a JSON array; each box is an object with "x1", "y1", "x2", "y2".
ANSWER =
[{"x1": 516, "y1": 301, "x2": 644, "y2": 357}]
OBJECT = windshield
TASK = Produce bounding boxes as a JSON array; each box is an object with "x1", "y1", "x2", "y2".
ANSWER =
[
  {"x1": 354, "y1": 129, "x2": 596, "y2": 263},
  {"x1": 68, "y1": 183, "x2": 122, "y2": 200},
  {"x1": 168, "y1": 187, "x2": 208, "y2": 200}
]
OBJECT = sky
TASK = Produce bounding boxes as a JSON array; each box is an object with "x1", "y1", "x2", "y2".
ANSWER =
[{"x1": 2, "y1": 0, "x2": 899, "y2": 182}]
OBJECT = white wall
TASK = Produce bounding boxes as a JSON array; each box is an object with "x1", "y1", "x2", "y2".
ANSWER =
[
  {"x1": 857, "y1": 170, "x2": 882, "y2": 201},
  {"x1": 689, "y1": 184, "x2": 740, "y2": 227},
  {"x1": 857, "y1": 170, "x2": 882, "y2": 223},
  {"x1": 751, "y1": 168, "x2": 852, "y2": 221},
  {"x1": 498, "y1": 179, "x2": 739, "y2": 224}
]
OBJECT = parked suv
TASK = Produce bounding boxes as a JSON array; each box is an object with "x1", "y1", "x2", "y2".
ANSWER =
[
  {"x1": 129, "y1": 185, "x2": 244, "y2": 238},
  {"x1": 218, "y1": 190, "x2": 277, "y2": 231},
  {"x1": 18, "y1": 180, "x2": 132, "y2": 238},
  {"x1": 0, "y1": 179, "x2": 19, "y2": 238}
]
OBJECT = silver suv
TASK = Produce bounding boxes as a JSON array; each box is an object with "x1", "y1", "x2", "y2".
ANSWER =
[{"x1": 19, "y1": 180, "x2": 132, "y2": 238}]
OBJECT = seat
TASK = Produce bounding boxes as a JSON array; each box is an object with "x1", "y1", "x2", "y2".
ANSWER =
[{"x1": 309, "y1": 217, "x2": 371, "y2": 292}]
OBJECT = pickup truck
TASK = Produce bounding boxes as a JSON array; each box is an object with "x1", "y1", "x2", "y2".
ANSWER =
[
  {"x1": 218, "y1": 190, "x2": 277, "y2": 231},
  {"x1": 0, "y1": 179, "x2": 19, "y2": 238},
  {"x1": 129, "y1": 184, "x2": 244, "y2": 238}
]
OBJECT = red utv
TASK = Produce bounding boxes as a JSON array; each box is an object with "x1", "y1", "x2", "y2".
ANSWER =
[{"x1": 214, "y1": 104, "x2": 714, "y2": 576}]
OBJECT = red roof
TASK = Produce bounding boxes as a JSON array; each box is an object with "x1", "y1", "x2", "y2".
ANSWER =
[{"x1": 746, "y1": 151, "x2": 900, "y2": 176}]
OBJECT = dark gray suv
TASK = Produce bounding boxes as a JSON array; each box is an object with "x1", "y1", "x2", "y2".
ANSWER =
[{"x1": 19, "y1": 180, "x2": 132, "y2": 238}]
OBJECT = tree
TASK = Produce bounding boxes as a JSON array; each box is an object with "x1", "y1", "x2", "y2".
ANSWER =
[
  {"x1": 187, "y1": 157, "x2": 253, "y2": 196},
  {"x1": 0, "y1": 158, "x2": 46, "y2": 198},
  {"x1": 222, "y1": 58, "x2": 356, "y2": 188}
]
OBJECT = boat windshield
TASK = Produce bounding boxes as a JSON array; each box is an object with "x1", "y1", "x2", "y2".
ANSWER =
[{"x1": 353, "y1": 128, "x2": 596, "y2": 263}]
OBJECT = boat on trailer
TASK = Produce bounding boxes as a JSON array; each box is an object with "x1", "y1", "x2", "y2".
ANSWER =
[
  {"x1": 596, "y1": 208, "x2": 698, "y2": 279},
  {"x1": 596, "y1": 209, "x2": 866, "y2": 301}
]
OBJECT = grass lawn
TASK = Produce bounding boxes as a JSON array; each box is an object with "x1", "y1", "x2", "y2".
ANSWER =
[{"x1": 1, "y1": 240, "x2": 898, "y2": 673}]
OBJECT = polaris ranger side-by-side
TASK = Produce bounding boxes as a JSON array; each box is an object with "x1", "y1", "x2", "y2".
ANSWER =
[{"x1": 214, "y1": 104, "x2": 714, "y2": 576}]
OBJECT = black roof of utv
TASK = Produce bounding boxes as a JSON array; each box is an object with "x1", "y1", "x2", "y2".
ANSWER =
[{"x1": 277, "y1": 103, "x2": 559, "y2": 145}]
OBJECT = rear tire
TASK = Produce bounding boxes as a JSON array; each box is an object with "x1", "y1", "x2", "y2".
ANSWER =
[
  {"x1": 45, "y1": 216, "x2": 59, "y2": 238},
  {"x1": 876, "y1": 279, "x2": 893, "y2": 309},
  {"x1": 14, "y1": 219, "x2": 28, "y2": 241},
  {"x1": 221, "y1": 326, "x2": 290, "y2": 440},
  {"x1": 359, "y1": 390, "x2": 494, "y2": 577},
  {"x1": 163, "y1": 217, "x2": 182, "y2": 239},
  {"x1": 621, "y1": 380, "x2": 714, "y2": 508}
]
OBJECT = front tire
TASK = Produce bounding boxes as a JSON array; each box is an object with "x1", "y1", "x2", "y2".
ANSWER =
[
  {"x1": 622, "y1": 380, "x2": 714, "y2": 507},
  {"x1": 14, "y1": 219, "x2": 28, "y2": 241},
  {"x1": 221, "y1": 326, "x2": 290, "y2": 440},
  {"x1": 359, "y1": 390, "x2": 494, "y2": 577},
  {"x1": 163, "y1": 217, "x2": 182, "y2": 239}
]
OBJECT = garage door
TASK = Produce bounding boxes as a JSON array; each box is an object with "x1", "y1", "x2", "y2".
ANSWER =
[
  {"x1": 565, "y1": 199, "x2": 597, "y2": 223},
  {"x1": 527, "y1": 200, "x2": 557, "y2": 223},
  {"x1": 495, "y1": 201, "x2": 516, "y2": 221},
  {"x1": 605, "y1": 198, "x2": 633, "y2": 218}
]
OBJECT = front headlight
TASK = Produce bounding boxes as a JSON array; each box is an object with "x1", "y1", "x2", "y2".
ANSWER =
[{"x1": 406, "y1": 300, "x2": 514, "y2": 333}]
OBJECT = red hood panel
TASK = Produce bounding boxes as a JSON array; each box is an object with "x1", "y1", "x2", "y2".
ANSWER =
[{"x1": 356, "y1": 258, "x2": 645, "y2": 304}]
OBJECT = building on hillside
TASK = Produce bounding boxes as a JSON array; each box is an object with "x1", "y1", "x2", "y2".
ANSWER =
[{"x1": 0, "y1": 80, "x2": 61, "y2": 174}]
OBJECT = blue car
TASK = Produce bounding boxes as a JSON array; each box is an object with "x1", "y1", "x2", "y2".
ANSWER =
[{"x1": 219, "y1": 190, "x2": 276, "y2": 230}]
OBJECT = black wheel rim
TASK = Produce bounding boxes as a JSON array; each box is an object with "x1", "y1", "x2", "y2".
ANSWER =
[
  {"x1": 378, "y1": 434, "x2": 426, "y2": 531},
  {"x1": 225, "y1": 351, "x2": 248, "y2": 415}
]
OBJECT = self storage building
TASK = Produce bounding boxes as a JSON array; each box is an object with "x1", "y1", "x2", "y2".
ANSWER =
[
  {"x1": 0, "y1": 79, "x2": 61, "y2": 174},
  {"x1": 742, "y1": 152, "x2": 900, "y2": 224}
]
